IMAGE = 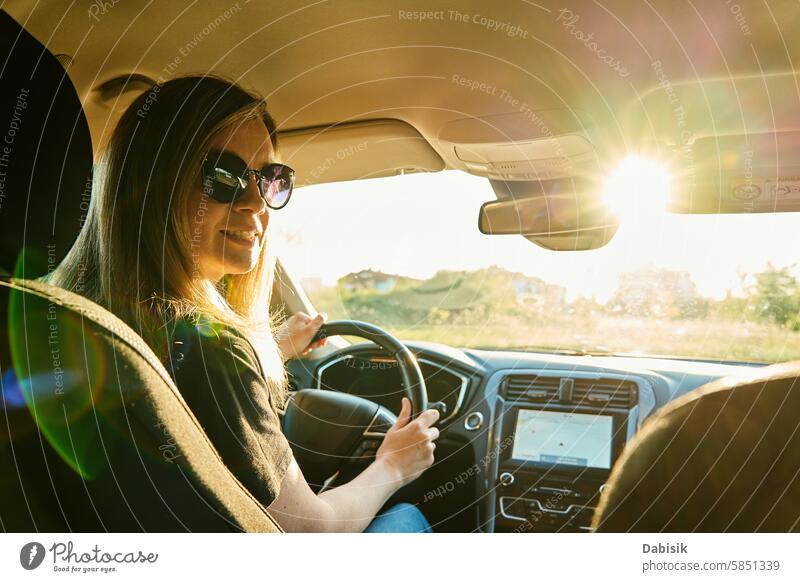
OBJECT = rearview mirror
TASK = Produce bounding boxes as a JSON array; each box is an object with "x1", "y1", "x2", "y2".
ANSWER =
[{"x1": 478, "y1": 194, "x2": 619, "y2": 250}]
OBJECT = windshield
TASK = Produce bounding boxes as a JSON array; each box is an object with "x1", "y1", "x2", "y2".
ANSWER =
[{"x1": 271, "y1": 170, "x2": 800, "y2": 364}]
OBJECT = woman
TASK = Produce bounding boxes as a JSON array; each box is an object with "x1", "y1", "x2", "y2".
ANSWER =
[{"x1": 49, "y1": 75, "x2": 440, "y2": 533}]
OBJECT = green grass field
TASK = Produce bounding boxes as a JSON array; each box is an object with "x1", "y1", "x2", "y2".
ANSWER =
[
  {"x1": 306, "y1": 266, "x2": 800, "y2": 364},
  {"x1": 309, "y1": 288, "x2": 798, "y2": 363},
  {"x1": 376, "y1": 317, "x2": 800, "y2": 363}
]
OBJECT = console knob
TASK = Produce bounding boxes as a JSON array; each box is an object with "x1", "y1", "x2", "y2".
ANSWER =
[
  {"x1": 464, "y1": 412, "x2": 483, "y2": 431},
  {"x1": 498, "y1": 472, "x2": 515, "y2": 487}
]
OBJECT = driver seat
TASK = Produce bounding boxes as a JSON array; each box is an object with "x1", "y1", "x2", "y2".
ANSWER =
[{"x1": 0, "y1": 9, "x2": 282, "y2": 532}]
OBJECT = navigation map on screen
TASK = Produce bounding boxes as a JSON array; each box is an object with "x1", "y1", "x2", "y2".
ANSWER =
[{"x1": 511, "y1": 410, "x2": 613, "y2": 469}]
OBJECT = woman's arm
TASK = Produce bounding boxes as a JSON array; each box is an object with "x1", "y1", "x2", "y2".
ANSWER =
[{"x1": 267, "y1": 398, "x2": 440, "y2": 532}]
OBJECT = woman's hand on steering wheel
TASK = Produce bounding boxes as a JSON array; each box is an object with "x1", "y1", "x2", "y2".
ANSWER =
[
  {"x1": 277, "y1": 312, "x2": 328, "y2": 361},
  {"x1": 376, "y1": 397, "x2": 440, "y2": 487}
]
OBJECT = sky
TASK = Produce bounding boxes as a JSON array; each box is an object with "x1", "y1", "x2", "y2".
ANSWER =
[{"x1": 269, "y1": 169, "x2": 800, "y2": 304}]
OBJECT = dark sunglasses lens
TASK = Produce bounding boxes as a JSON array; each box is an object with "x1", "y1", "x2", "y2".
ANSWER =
[
  {"x1": 261, "y1": 165, "x2": 294, "y2": 209},
  {"x1": 202, "y1": 153, "x2": 246, "y2": 202}
]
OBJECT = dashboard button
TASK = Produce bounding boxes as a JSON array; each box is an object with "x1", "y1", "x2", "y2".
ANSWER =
[
  {"x1": 464, "y1": 412, "x2": 483, "y2": 431},
  {"x1": 498, "y1": 472, "x2": 515, "y2": 487}
]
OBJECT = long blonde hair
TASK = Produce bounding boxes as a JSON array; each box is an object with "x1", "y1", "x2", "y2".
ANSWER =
[{"x1": 49, "y1": 75, "x2": 286, "y2": 399}]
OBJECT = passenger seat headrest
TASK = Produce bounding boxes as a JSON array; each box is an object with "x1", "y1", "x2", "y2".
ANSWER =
[{"x1": 593, "y1": 362, "x2": 800, "y2": 532}]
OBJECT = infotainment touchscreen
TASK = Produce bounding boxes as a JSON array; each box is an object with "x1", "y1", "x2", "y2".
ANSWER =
[{"x1": 511, "y1": 409, "x2": 613, "y2": 469}]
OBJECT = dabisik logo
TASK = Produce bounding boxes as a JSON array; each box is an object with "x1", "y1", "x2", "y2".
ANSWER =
[{"x1": 20, "y1": 542, "x2": 46, "y2": 570}]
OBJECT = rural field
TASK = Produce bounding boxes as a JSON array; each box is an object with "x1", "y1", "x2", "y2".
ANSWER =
[
  {"x1": 301, "y1": 265, "x2": 800, "y2": 364},
  {"x1": 373, "y1": 318, "x2": 800, "y2": 363}
]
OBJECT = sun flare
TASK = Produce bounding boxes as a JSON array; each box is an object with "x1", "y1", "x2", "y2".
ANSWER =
[{"x1": 603, "y1": 155, "x2": 672, "y2": 220}]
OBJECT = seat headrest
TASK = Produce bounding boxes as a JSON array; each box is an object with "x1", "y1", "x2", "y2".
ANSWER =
[
  {"x1": 0, "y1": 10, "x2": 93, "y2": 277},
  {"x1": 593, "y1": 362, "x2": 800, "y2": 532}
]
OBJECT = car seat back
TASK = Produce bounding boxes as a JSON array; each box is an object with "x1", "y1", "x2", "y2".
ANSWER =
[
  {"x1": 593, "y1": 363, "x2": 800, "y2": 532},
  {"x1": 0, "y1": 9, "x2": 282, "y2": 532}
]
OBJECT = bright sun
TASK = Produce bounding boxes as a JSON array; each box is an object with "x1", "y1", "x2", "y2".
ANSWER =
[{"x1": 603, "y1": 155, "x2": 672, "y2": 220}]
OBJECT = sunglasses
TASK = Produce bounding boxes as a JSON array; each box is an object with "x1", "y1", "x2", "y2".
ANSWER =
[{"x1": 201, "y1": 149, "x2": 295, "y2": 209}]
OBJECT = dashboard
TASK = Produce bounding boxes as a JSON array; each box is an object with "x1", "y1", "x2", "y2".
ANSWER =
[
  {"x1": 286, "y1": 340, "x2": 764, "y2": 532},
  {"x1": 315, "y1": 351, "x2": 471, "y2": 424}
]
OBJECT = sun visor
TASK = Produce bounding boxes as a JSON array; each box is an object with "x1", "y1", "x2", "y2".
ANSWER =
[
  {"x1": 632, "y1": 73, "x2": 800, "y2": 144},
  {"x1": 438, "y1": 110, "x2": 597, "y2": 181},
  {"x1": 278, "y1": 119, "x2": 444, "y2": 187},
  {"x1": 670, "y1": 131, "x2": 800, "y2": 214}
]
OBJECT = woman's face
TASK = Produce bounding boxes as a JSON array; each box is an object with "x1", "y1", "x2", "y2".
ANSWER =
[{"x1": 187, "y1": 118, "x2": 275, "y2": 282}]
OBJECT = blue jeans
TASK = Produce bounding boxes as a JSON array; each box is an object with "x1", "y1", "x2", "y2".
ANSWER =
[{"x1": 363, "y1": 503, "x2": 433, "y2": 533}]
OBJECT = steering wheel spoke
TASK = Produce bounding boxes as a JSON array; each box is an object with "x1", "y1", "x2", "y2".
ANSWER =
[
  {"x1": 351, "y1": 405, "x2": 396, "y2": 462},
  {"x1": 351, "y1": 435, "x2": 383, "y2": 462},
  {"x1": 363, "y1": 407, "x2": 397, "y2": 436}
]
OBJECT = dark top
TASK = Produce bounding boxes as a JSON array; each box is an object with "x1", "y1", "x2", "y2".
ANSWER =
[{"x1": 165, "y1": 318, "x2": 292, "y2": 508}]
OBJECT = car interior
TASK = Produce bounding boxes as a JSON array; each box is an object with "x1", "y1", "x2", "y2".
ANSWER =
[{"x1": 2, "y1": 0, "x2": 800, "y2": 533}]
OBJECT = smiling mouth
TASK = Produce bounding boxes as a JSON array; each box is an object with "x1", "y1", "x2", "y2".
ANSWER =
[{"x1": 221, "y1": 229, "x2": 260, "y2": 245}]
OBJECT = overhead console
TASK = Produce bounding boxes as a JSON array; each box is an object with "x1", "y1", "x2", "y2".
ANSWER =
[
  {"x1": 486, "y1": 369, "x2": 655, "y2": 532},
  {"x1": 437, "y1": 110, "x2": 598, "y2": 182}
]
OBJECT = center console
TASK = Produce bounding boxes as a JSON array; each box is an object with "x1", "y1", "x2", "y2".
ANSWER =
[{"x1": 487, "y1": 370, "x2": 651, "y2": 532}]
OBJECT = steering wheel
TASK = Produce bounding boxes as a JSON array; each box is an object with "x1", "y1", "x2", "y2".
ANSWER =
[{"x1": 281, "y1": 320, "x2": 429, "y2": 487}]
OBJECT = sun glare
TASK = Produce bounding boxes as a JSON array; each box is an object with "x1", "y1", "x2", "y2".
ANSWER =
[{"x1": 603, "y1": 155, "x2": 672, "y2": 219}]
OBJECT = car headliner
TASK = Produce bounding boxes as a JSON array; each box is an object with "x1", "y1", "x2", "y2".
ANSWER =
[{"x1": 5, "y1": 0, "x2": 800, "y2": 184}]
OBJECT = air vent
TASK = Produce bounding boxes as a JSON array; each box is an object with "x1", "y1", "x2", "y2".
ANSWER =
[
  {"x1": 503, "y1": 375, "x2": 560, "y2": 402},
  {"x1": 571, "y1": 378, "x2": 638, "y2": 408},
  {"x1": 502, "y1": 374, "x2": 639, "y2": 408}
]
